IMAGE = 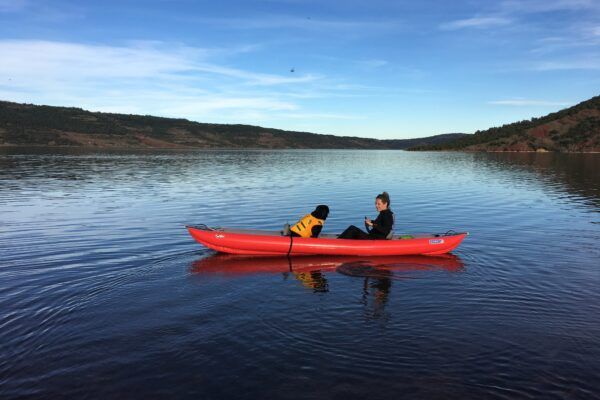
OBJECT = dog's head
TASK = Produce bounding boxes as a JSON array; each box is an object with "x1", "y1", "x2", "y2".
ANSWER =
[{"x1": 312, "y1": 205, "x2": 329, "y2": 220}]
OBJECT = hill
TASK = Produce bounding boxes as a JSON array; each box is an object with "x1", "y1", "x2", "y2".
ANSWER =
[
  {"x1": 385, "y1": 133, "x2": 468, "y2": 149},
  {"x1": 0, "y1": 100, "x2": 460, "y2": 150},
  {"x1": 409, "y1": 96, "x2": 600, "y2": 152}
]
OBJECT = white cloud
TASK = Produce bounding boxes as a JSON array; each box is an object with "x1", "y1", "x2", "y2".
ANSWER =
[
  {"x1": 160, "y1": 97, "x2": 298, "y2": 114},
  {"x1": 500, "y1": 0, "x2": 598, "y2": 14},
  {"x1": 440, "y1": 16, "x2": 512, "y2": 30},
  {"x1": 0, "y1": 40, "x2": 199, "y2": 79},
  {"x1": 357, "y1": 59, "x2": 388, "y2": 68},
  {"x1": 0, "y1": 39, "x2": 329, "y2": 122},
  {"x1": 489, "y1": 99, "x2": 571, "y2": 106},
  {"x1": 534, "y1": 60, "x2": 600, "y2": 70},
  {"x1": 183, "y1": 15, "x2": 401, "y2": 32},
  {"x1": 0, "y1": 39, "x2": 320, "y2": 84},
  {"x1": 277, "y1": 112, "x2": 362, "y2": 120}
]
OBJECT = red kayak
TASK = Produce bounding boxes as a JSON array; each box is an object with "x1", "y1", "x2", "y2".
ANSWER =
[{"x1": 186, "y1": 225, "x2": 468, "y2": 256}]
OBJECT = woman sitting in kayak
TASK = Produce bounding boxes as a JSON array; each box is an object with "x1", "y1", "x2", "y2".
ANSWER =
[
  {"x1": 289, "y1": 204, "x2": 330, "y2": 238},
  {"x1": 338, "y1": 192, "x2": 394, "y2": 240}
]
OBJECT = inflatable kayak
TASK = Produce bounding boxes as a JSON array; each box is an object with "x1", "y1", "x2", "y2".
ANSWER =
[{"x1": 186, "y1": 224, "x2": 468, "y2": 256}]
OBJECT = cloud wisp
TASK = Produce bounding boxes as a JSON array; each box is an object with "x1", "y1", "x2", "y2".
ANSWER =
[
  {"x1": 0, "y1": 40, "x2": 321, "y2": 84},
  {"x1": 533, "y1": 60, "x2": 600, "y2": 71},
  {"x1": 0, "y1": 39, "x2": 373, "y2": 127},
  {"x1": 179, "y1": 14, "x2": 402, "y2": 33},
  {"x1": 439, "y1": 16, "x2": 512, "y2": 30},
  {"x1": 499, "y1": 0, "x2": 599, "y2": 14},
  {"x1": 489, "y1": 99, "x2": 571, "y2": 106},
  {"x1": 440, "y1": 0, "x2": 600, "y2": 32}
]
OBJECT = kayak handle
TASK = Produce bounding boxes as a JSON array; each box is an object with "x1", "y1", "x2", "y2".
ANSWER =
[
  {"x1": 186, "y1": 224, "x2": 215, "y2": 231},
  {"x1": 442, "y1": 230, "x2": 469, "y2": 236}
]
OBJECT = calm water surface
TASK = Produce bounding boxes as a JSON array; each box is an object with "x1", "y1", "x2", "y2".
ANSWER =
[{"x1": 1, "y1": 149, "x2": 599, "y2": 399}]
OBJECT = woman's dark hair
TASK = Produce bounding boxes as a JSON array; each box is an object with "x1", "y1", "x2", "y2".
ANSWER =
[
  {"x1": 376, "y1": 191, "x2": 390, "y2": 207},
  {"x1": 312, "y1": 205, "x2": 329, "y2": 220}
]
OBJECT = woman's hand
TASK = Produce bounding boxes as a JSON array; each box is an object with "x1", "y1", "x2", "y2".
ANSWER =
[{"x1": 365, "y1": 218, "x2": 373, "y2": 227}]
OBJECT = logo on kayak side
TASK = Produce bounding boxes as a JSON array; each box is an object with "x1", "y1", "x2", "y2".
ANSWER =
[
  {"x1": 429, "y1": 239, "x2": 444, "y2": 245},
  {"x1": 215, "y1": 234, "x2": 225, "y2": 239}
]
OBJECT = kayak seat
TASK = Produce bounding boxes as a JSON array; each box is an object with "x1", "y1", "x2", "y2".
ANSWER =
[{"x1": 386, "y1": 230, "x2": 394, "y2": 240}]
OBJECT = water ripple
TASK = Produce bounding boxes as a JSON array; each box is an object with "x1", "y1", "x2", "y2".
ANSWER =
[{"x1": 1, "y1": 149, "x2": 599, "y2": 399}]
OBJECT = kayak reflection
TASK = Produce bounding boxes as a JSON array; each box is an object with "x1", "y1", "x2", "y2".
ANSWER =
[
  {"x1": 190, "y1": 253, "x2": 465, "y2": 278},
  {"x1": 191, "y1": 254, "x2": 465, "y2": 316}
]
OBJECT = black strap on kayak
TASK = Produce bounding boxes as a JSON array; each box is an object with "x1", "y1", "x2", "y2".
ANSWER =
[
  {"x1": 444, "y1": 230, "x2": 457, "y2": 236},
  {"x1": 287, "y1": 233, "x2": 294, "y2": 257}
]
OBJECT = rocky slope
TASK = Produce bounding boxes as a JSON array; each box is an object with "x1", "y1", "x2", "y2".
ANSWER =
[{"x1": 409, "y1": 95, "x2": 600, "y2": 152}]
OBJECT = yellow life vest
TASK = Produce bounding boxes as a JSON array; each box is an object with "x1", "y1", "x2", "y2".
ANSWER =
[{"x1": 290, "y1": 214, "x2": 324, "y2": 238}]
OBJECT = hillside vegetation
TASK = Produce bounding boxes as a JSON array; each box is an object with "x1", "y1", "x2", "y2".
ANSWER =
[
  {"x1": 409, "y1": 96, "x2": 600, "y2": 152},
  {"x1": 0, "y1": 101, "x2": 464, "y2": 150}
]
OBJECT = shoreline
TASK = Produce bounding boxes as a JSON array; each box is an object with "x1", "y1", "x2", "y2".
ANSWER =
[{"x1": 1, "y1": 144, "x2": 599, "y2": 154}]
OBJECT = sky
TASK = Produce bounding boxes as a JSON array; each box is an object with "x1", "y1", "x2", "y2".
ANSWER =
[{"x1": 0, "y1": 0, "x2": 599, "y2": 139}]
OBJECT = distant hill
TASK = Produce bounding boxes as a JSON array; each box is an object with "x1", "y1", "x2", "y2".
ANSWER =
[
  {"x1": 409, "y1": 95, "x2": 600, "y2": 152},
  {"x1": 385, "y1": 133, "x2": 468, "y2": 149},
  {"x1": 0, "y1": 100, "x2": 460, "y2": 150}
]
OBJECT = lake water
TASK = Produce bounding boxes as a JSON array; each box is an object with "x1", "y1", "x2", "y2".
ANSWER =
[{"x1": 1, "y1": 149, "x2": 599, "y2": 399}]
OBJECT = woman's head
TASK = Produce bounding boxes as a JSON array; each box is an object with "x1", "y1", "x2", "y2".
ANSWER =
[{"x1": 375, "y1": 192, "x2": 390, "y2": 211}]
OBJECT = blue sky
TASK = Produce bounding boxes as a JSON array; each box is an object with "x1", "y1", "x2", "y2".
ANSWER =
[{"x1": 0, "y1": 0, "x2": 598, "y2": 139}]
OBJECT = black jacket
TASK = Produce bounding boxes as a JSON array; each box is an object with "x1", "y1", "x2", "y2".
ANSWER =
[{"x1": 368, "y1": 209, "x2": 394, "y2": 239}]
